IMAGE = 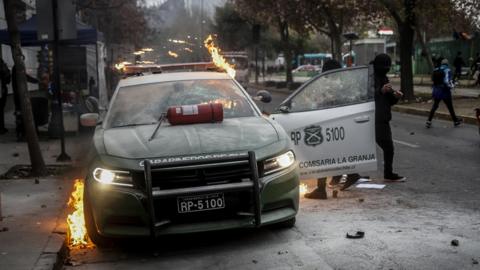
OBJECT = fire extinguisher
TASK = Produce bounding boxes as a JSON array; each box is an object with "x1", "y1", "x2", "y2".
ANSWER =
[{"x1": 167, "y1": 103, "x2": 223, "y2": 125}]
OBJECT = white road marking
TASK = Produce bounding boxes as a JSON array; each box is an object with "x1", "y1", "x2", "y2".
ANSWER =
[{"x1": 393, "y1": 139, "x2": 420, "y2": 148}]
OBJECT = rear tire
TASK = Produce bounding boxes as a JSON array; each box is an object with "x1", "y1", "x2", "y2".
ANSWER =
[{"x1": 83, "y1": 186, "x2": 111, "y2": 247}]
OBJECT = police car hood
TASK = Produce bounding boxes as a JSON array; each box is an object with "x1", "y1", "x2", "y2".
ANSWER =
[{"x1": 102, "y1": 117, "x2": 280, "y2": 159}]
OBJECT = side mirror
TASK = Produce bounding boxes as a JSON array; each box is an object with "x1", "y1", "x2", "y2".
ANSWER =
[
  {"x1": 253, "y1": 90, "x2": 272, "y2": 103},
  {"x1": 278, "y1": 105, "x2": 290, "y2": 113},
  {"x1": 80, "y1": 113, "x2": 100, "y2": 127}
]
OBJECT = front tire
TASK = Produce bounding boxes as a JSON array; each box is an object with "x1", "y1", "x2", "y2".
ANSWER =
[
  {"x1": 83, "y1": 186, "x2": 111, "y2": 247},
  {"x1": 273, "y1": 217, "x2": 296, "y2": 229}
]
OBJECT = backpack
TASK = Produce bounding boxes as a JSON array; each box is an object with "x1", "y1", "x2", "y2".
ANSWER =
[{"x1": 431, "y1": 67, "x2": 445, "y2": 86}]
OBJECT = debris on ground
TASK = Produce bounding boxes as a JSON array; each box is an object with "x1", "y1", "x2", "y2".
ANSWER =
[
  {"x1": 12, "y1": 152, "x2": 19, "y2": 157},
  {"x1": 346, "y1": 231, "x2": 365, "y2": 239},
  {"x1": 472, "y1": 258, "x2": 479, "y2": 265},
  {"x1": 252, "y1": 260, "x2": 258, "y2": 264},
  {"x1": 332, "y1": 190, "x2": 338, "y2": 198},
  {"x1": 451, "y1": 239, "x2": 459, "y2": 246},
  {"x1": 0, "y1": 227, "x2": 8, "y2": 232},
  {"x1": 277, "y1": 250, "x2": 288, "y2": 255},
  {"x1": 0, "y1": 165, "x2": 71, "y2": 179},
  {"x1": 356, "y1": 183, "x2": 386, "y2": 189},
  {"x1": 41, "y1": 204, "x2": 47, "y2": 208},
  {"x1": 34, "y1": 178, "x2": 39, "y2": 184},
  {"x1": 410, "y1": 132, "x2": 415, "y2": 135},
  {"x1": 358, "y1": 198, "x2": 365, "y2": 203}
]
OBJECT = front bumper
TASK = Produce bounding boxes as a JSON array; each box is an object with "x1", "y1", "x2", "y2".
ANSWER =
[{"x1": 87, "y1": 152, "x2": 299, "y2": 238}]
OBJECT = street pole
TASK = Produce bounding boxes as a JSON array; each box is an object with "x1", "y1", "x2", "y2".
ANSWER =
[{"x1": 52, "y1": 0, "x2": 70, "y2": 162}]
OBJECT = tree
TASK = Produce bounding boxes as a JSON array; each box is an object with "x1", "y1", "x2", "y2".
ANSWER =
[
  {"x1": 378, "y1": 0, "x2": 416, "y2": 100},
  {"x1": 211, "y1": 3, "x2": 252, "y2": 51},
  {"x1": 3, "y1": 0, "x2": 47, "y2": 176},
  {"x1": 300, "y1": 0, "x2": 383, "y2": 62},
  {"x1": 77, "y1": 0, "x2": 147, "y2": 48},
  {"x1": 233, "y1": 0, "x2": 309, "y2": 84},
  {"x1": 412, "y1": 0, "x2": 476, "y2": 72}
]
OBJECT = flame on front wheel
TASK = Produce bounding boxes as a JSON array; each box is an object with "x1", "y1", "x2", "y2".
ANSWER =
[
  {"x1": 299, "y1": 183, "x2": 308, "y2": 196},
  {"x1": 67, "y1": 179, "x2": 94, "y2": 248},
  {"x1": 204, "y1": 35, "x2": 236, "y2": 78}
]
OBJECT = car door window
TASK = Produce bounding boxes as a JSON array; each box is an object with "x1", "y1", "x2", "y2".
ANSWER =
[{"x1": 289, "y1": 67, "x2": 372, "y2": 112}]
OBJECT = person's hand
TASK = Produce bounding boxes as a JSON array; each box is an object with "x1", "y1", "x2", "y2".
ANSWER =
[
  {"x1": 393, "y1": 90, "x2": 404, "y2": 98},
  {"x1": 381, "y1": 83, "x2": 393, "y2": 93}
]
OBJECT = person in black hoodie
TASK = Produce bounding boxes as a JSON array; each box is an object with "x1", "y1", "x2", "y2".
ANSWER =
[{"x1": 372, "y1": 54, "x2": 406, "y2": 182}]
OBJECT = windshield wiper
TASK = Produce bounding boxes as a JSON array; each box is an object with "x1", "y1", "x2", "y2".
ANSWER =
[
  {"x1": 112, "y1": 122, "x2": 155, "y2": 128},
  {"x1": 149, "y1": 113, "x2": 167, "y2": 142}
]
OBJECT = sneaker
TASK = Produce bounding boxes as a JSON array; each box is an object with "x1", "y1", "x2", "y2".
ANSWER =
[
  {"x1": 454, "y1": 119, "x2": 463, "y2": 127},
  {"x1": 340, "y1": 177, "x2": 359, "y2": 191},
  {"x1": 304, "y1": 188, "x2": 327, "y2": 199},
  {"x1": 425, "y1": 121, "x2": 432, "y2": 128},
  {"x1": 384, "y1": 173, "x2": 407, "y2": 182}
]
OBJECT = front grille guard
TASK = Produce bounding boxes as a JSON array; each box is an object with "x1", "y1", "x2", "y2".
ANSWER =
[{"x1": 143, "y1": 151, "x2": 262, "y2": 237}]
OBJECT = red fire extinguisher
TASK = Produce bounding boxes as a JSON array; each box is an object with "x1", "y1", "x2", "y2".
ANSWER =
[{"x1": 167, "y1": 103, "x2": 223, "y2": 125}]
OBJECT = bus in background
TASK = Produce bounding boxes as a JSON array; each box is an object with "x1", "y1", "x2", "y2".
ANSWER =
[{"x1": 223, "y1": 52, "x2": 250, "y2": 85}]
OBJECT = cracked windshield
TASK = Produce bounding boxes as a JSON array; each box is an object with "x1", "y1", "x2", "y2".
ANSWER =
[{"x1": 0, "y1": 0, "x2": 479, "y2": 270}]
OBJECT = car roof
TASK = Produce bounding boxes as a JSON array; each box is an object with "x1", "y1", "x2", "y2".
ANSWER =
[{"x1": 118, "y1": 72, "x2": 232, "y2": 88}]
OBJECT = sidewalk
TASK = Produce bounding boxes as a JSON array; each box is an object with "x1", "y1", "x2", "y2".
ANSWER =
[{"x1": 0, "y1": 105, "x2": 90, "y2": 270}]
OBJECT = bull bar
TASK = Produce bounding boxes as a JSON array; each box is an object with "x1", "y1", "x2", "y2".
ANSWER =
[{"x1": 143, "y1": 151, "x2": 262, "y2": 237}]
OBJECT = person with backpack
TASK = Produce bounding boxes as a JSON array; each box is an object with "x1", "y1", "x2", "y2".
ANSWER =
[
  {"x1": 0, "y1": 58, "x2": 11, "y2": 134},
  {"x1": 426, "y1": 58, "x2": 462, "y2": 128}
]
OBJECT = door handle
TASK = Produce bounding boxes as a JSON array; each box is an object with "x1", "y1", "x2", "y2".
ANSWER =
[{"x1": 354, "y1": 116, "x2": 370, "y2": 123}]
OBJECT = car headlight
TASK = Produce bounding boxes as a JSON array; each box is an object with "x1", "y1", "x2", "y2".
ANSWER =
[
  {"x1": 263, "y1": 151, "x2": 295, "y2": 175},
  {"x1": 93, "y1": 168, "x2": 133, "y2": 187}
]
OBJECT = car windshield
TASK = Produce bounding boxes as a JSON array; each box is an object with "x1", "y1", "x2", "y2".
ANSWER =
[{"x1": 105, "y1": 79, "x2": 256, "y2": 128}]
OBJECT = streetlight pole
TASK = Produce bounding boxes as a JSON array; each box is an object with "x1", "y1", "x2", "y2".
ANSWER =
[{"x1": 52, "y1": 0, "x2": 70, "y2": 162}]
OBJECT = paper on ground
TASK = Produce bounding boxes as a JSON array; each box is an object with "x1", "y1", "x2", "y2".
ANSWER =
[
  {"x1": 356, "y1": 183, "x2": 386, "y2": 189},
  {"x1": 357, "y1": 178, "x2": 371, "y2": 183}
]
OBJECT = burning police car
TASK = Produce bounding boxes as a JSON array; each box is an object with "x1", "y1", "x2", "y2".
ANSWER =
[
  {"x1": 80, "y1": 72, "x2": 298, "y2": 245},
  {"x1": 81, "y1": 66, "x2": 377, "y2": 245}
]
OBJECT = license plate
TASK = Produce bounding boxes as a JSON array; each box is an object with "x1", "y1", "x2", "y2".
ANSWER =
[{"x1": 177, "y1": 193, "x2": 225, "y2": 213}]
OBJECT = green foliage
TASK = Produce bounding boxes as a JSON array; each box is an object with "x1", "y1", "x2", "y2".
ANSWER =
[{"x1": 210, "y1": 3, "x2": 252, "y2": 51}]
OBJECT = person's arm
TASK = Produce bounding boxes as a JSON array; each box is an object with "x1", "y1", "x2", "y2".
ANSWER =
[{"x1": 26, "y1": 74, "x2": 38, "y2": 84}]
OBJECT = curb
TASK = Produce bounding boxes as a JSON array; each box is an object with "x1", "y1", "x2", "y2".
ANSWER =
[
  {"x1": 32, "y1": 182, "x2": 71, "y2": 270},
  {"x1": 392, "y1": 105, "x2": 477, "y2": 125}
]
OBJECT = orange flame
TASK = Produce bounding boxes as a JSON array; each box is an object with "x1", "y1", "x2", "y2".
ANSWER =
[
  {"x1": 67, "y1": 179, "x2": 94, "y2": 248},
  {"x1": 168, "y1": 51, "x2": 179, "y2": 58},
  {"x1": 204, "y1": 35, "x2": 236, "y2": 78},
  {"x1": 299, "y1": 183, "x2": 308, "y2": 196}
]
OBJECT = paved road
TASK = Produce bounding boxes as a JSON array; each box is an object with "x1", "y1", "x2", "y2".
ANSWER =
[{"x1": 65, "y1": 92, "x2": 480, "y2": 270}]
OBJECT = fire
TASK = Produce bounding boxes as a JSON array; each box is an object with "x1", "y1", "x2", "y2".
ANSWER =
[
  {"x1": 114, "y1": 61, "x2": 132, "y2": 71},
  {"x1": 66, "y1": 179, "x2": 94, "y2": 248},
  {"x1": 203, "y1": 35, "x2": 236, "y2": 78},
  {"x1": 168, "y1": 51, "x2": 179, "y2": 58},
  {"x1": 299, "y1": 183, "x2": 308, "y2": 196},
  {"x1": 184, "y1": 47, "x2": 193, "y2": 53}
]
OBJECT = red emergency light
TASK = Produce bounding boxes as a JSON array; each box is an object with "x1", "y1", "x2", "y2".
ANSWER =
[{"x1": 167, "y1": 103, "x2": 223, "y2": 125}]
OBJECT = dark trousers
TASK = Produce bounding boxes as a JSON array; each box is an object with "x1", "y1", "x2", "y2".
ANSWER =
[
  {"x1": 428, "y1": 97, "x2": 458, "y2": 122},
  {"x1": 0, "y1": 87, "x2": 7, "y2": 130},
  {"x1": 376, "y1": 122, "x2": 394, "y2": 176}
]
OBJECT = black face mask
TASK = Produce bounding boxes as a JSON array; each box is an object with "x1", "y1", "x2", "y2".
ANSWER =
[
  {"x1": 373, "y1": 54, "x2": 392, "y2": 77},
  {"x1": 374, "y1": 66, "x2": 391, "y2": 77}
]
